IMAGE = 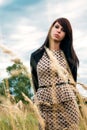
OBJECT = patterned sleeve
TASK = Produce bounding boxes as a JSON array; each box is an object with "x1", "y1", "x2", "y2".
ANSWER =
[{"x1": 30, "y1": 54, "x2": 39, "y2": 92}]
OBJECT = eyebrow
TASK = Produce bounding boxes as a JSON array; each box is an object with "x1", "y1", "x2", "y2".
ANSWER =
[{"x1": 55, "y1": 23, "x2": 63, "y2": 28}]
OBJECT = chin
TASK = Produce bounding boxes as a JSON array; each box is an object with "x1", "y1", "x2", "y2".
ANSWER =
[{"x1": 54, "y1": 39, "x2": 60, "y2": 43}]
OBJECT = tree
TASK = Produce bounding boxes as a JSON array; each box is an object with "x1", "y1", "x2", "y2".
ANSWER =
[
  {"x1": 6, "y1": 61, "x2": 33, "y2": 103},
  {"x1": 0, "y1": 80, "x2": 6, "y2": 96}
]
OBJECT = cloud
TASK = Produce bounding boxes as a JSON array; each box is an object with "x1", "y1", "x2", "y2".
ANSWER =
[
  {"x1": 77, "y1": 84, "x2": 87, "y2": 97},
  {"x1": 0, "y1": 0, "x2": 87, "y2": 84},
  {"x1": 7, "y1": 17, "x2": 46, "y2": 53},
  {"x1": 45, "y1": 0, "x2": 87, "y2": 21},
  {"x1": 0, "y1": 0, "x2": 12, "y2": 6},
  {"x1": 73, "y1": 30, "x2": 87, "y2": 48},
  {"x1": 0, "y1": 0, "x2": 6, "y2": 5},
  {"x1": 0, "y1": 30, "x2": 3, "y2": 44}
]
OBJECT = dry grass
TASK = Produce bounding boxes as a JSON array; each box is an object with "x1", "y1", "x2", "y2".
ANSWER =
[
  {"x1": 0, "y1": 96, "x2": 39, "y2": 130},
  {"x1": 0, "y1": 44, "x2": 87, "y2": 130},
  {"x1": 0, "y1": 44, "x2": 45, "y2": 130},
  {"x1": 0, "y1": 93, "x2": 46, "y2": 130},
  {"x1": 22, "y1": 93, "x2": 45, "y2": 130}
]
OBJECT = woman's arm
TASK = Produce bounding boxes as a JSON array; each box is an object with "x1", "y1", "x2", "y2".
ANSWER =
[
  {"x1": 71, "y1": 65, "x2": 77, "y2": 82},
  {"x1": 30, "y1": 54, "x2": 39, "y2": 92}
]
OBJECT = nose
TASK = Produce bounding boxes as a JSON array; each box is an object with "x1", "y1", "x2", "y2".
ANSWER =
[{"x1": 57, "y1": 28, "x2": 61, "y2": 33}]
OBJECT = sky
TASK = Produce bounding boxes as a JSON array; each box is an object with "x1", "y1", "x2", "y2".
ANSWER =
[{"x1": 0, "y1": 0, "x2": 87, "y2": 95}]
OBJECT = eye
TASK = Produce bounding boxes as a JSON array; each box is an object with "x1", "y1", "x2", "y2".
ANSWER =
[
  {"x1": 54, "y1": 25, "x2": 59, "y2": 29},
  {"x1": 61, "y1": 28, "x2": 65, "y2": 32}
]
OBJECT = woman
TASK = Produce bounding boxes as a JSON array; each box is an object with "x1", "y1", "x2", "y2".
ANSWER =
[{"x1": 30, "y1": 18, "x2": 80, "y2": 130}]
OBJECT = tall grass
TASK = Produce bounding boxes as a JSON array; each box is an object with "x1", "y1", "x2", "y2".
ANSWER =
[
  {"x1": 0, "y1": 44, "x2": 45, "y2": 130},
  {"x1": 0, "y1": 44, "x2": 87, "y2": 130},
  {"x1": 0, "y1": 97, "x2": 39, "y2": 130}
]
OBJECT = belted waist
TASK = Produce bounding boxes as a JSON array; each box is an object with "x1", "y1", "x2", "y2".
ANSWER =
[{"x1": 39, "y1": 82, "x2": 68, "y2": 88}]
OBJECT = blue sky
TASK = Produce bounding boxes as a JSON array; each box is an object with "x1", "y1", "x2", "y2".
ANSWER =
[{"x1": 0, "y1": 0, "x2": 87, "y2": 92}]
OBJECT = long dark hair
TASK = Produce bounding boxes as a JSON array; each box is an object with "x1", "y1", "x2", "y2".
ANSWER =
[{"x1": 42, "y1": 17, "x2": 79, "y2": 68}]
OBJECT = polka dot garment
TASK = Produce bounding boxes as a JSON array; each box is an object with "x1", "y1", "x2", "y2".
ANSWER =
[{"x1": 35, "y1": 50, "x2": 80, "y2": 130}]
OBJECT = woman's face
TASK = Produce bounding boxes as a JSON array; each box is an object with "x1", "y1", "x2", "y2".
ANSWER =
[{"x1": 50, "y1": 22, "x2": 66, "y2": 42}]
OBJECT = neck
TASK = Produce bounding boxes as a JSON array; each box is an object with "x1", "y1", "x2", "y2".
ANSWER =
[{"x1": 49, "y1": 39, "x2": 60, "y2": 51}]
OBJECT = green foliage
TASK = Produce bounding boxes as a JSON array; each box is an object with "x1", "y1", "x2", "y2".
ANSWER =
[
  {"x1": 8, "y1": 73, "x2": 33, "y2": 103},
  {"x1": 0, "y1": 61, "x2": 33, "y2": 103},
  {"x1": 6, "y1": 62, "x2": 22, "y2": 75},
  {"x1": 0, "y1": 81, "x2": 6, "y2": 96}
]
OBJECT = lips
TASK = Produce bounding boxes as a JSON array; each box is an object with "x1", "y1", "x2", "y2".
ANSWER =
[{"x1": 54, "y1": 34, "x2": 60, "y2": 38}]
